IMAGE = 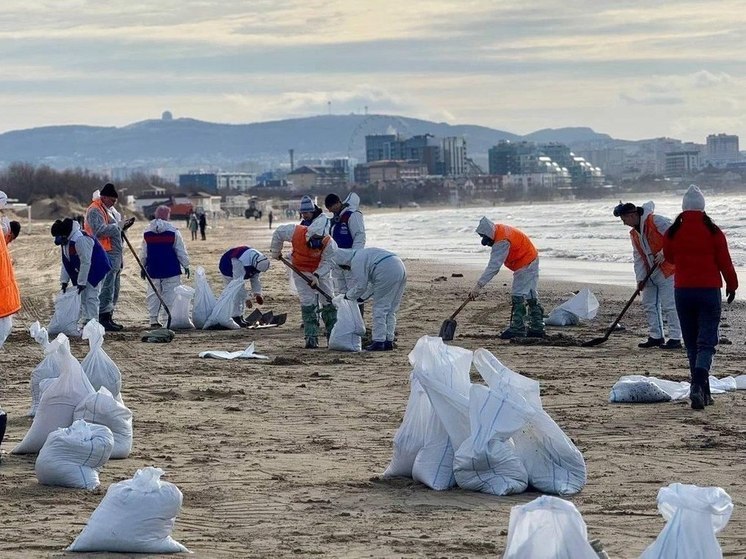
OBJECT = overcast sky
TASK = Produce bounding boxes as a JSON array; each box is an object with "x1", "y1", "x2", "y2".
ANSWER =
[{"x1": 1, "y1": 0, "x2": 744, "y2": 141}]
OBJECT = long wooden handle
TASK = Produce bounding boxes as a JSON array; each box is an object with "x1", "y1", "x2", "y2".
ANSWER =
[
  {"x1": 278, "y1": 255, "x2": 333, "y2": 302},
  {"x1": 602, "y1": 261, "x2": 659, "y2": 338},
  {"x1": 122, "y1": 231, "x2": 172, "y2": 328},
  {"x1": 449, "y1": 297, "x2": 471, "y2": 321}
]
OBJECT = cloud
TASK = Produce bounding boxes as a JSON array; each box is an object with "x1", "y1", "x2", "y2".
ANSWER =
[{"x1": 619, "y1": 93, "x2": 684, "y2": 106}]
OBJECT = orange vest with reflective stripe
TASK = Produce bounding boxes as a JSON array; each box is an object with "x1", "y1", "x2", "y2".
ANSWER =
[
  {"x1": 0, "y1": 228, "x2": 21, "y2": 319},
  {"x1": 291, "y1": 225, "x2": 330, "y2": 272},
  {"x1": 84, "y1": 199, "x2": 113, "y2": 252},
  {"x1": 630, "y1": 214, "x2": 674, "y2": 277},
  {"x1": 493, "y1": 224, "x2": 538, "y2": 271}
]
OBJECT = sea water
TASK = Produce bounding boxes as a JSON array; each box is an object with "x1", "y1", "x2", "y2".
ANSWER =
[{"x1": 365, "y1": 192, "x2": 746, "y2": 287}]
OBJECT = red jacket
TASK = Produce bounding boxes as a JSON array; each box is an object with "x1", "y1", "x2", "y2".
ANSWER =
[{"x1": 663, "y1": 211, "x2": 738, "y2": 290}]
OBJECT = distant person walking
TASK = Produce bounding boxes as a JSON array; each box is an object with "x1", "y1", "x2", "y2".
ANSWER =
[
  {"x1": 663, "y1": 185, "x2": 739, "y2": 410},
  {"x1": 188, "y1": 212, "x2": 199, "y2": 241},
  {"x1": 198, "y1": 212, "x2": 207, "y2": 241},
  {"x1": 268, "y1": 211, "x2": 273, "y2": 230}
]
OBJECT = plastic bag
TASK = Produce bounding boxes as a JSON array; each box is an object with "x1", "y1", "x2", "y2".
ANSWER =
[
  {"x1": 170, "y1": 285, "x2": 195, "y2": 330},
  {"x1": 640, "y1": 483, "x2": 733, "y2": 559},
  {"x1": 81, "y1": 320, "x2": 122, "y2": 399},
  {"x1": 503, "y1": 495, "x2": 599, "y2": 558},
  {"x1": 74, "y1": 387, "x2": 133, "y2": 459},
  {"x1": 47, "y1": 289, "x2": 81, "y2": 337},
  {"x1": 609, "y1": 375, "x2": 688, "y2": 403},
  {"x1": 203, "y1": 278, "x2": 243, "y2": 330},
  {"x1": 0, "y1": 315, "x2": 11, "y2": 349},
  {"x1": 13, "y1": 334, "x2": 95, "y2": 454},
  {"x1": 192, "y1": 266, "x2": 216, "y2": 329},
  {"x1": 328, "y1": 294, "x2": 366, "y2": 351},
  {"x1": 35, "y1": 419, "x2": 113, "y2": 489},
  {"x1": 545, "y1": 289, "x2": 599, "y2": 326},
  {"x1": 28, "y1": 322, "x2": 60, "y2": 416},
  {"x1": 68, "y1": 466, "x2": 190, "y2": 553}
]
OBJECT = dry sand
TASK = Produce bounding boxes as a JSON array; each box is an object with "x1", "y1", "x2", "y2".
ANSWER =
[{"x1": 1, "y1": 215, "x2": 744, "y2": 558}]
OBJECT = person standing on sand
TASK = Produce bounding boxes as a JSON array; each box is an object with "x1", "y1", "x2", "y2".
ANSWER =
[
  {"x1": 469, "y1": 217, "x2": 545, "y2": 339},
  {"x1": 218, "y1": 246, "x2": 270, "y2": 327},
  {"x1": 268, "y1": 210, "x2": 273, "y2": 229},
  {"x1": 270, "y1": 218, "x2": 337, "y2": 349},
  {"x1": 325, "y1": 192, "x2": 366, "y2": 303},
  {"x1": 139, "y1": 206, "x2": 190, "y2": 328},
  {"x1": 188, "y1": 212, "x2": 199, "y2": 241},
  {"x1": 614, "y1": 201, "x2": 681, "y2": 349},
  {"x1": 0, "y1": 191, "x2": 21, "y2": 341},
  {"x1": 663, "y1": 185, "x2": 738, "y2": 410},
  {"x1": 299, "y1": 195, "x2": 330, "y2": 233},
  {"x1": 198, "y1": 212, "x2": 207, "y2": 241}
]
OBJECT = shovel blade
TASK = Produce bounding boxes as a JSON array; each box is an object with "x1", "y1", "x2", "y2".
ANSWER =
[
  {"x1": 245, "y1": 309, "x2": 263, "y2": 326},
  {"x1": 439, "y1": 318, "x2": 457, "y2": 341},
  {"x1": 261, "y1": 311, "x2": 274, "y2": 325},
  {"x1": 270, "y1": 313, "x2": 287, "y2": 326},
  {"x1": 581, "y1": 336, "x2": 607, "y2": 347}
]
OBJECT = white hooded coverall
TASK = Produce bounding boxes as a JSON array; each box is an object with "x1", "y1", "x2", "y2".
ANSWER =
[
  {"x1": 335, "y1": 248, "x2": 406, "y2": 343},
  {"x1": 330, "y1": 193, "x2": 366, "y2": 294},
  {"x1": 60, "y1": 222, "x2": 101, "y2": 323},
  {"x1": 221, "y1": 248, "x2": 268, "y2": 317}
]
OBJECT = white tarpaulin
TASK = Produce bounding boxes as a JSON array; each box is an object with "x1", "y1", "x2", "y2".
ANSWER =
[
  {"x1": 198, "y1": 342, "x2": 269, "y2": 360},
  {"x1": 609, "y1": 374, "x2": 745, "y2": 403},
  {"x1": 545, "y1": 288, "x2": 599, "y2": 326}
]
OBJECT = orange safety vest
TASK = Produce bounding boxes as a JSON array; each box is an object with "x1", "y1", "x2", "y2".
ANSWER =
[
  {"x1": 630, "y1": 214, "x2": 674, "y2": 278},
  {"x1": 0, "y1": 228, "x2": 21, "y2": 319},
  {"x1": 84, "y1": 199, "x2": 114, "y2": 252},
  {"x1": 291, "y1": 225, "x2": 330, "y2": 272},
  {"x1": 492, "y1": 224, "x2": 538, "y2": 271}
]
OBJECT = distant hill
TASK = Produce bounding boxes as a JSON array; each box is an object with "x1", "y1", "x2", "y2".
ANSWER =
[{"x1": 0, "y1": 115, "x2": 615, "y2": 170}]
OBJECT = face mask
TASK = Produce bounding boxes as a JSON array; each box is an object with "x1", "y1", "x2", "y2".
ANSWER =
[
  {"x1": 243, "y1": 266, "x2": 258, "y2": 279},
  {"x1": 54, "y1": 236, "x2": 66, "y2": 246},
  {"x1": 307, "y1": 237, "x2": 323, "y2": 249},
  {"x1": 480, "y1": 235, "x2": 494, "y2": 247}
]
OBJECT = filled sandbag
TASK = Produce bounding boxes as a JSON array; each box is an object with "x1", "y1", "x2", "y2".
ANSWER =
[
  {"x1": 28, "y1": 322, "x2": 60, "y2": 416},
  {"x1": 545, "y1": 288, "x2": 599, "y2": 326},
  {"x1": 47, "y1": 289, "x2": 82, "y2": 337},
  {"x1": 74, "y1": 387, "x2": 133, "y2": 459},
  {"x1": 170, "y1": 285, "x2": 195, "y2": 330},
  {"x1": 640, "y1": 483, "x2": 733, "y2": 559},
  {"x1": 609, "y1": 375, "x2": 686, "y2": 403},
  {"x1": 328, "y1": 294, "x2": 366, "y2": 352},
  {"x1": 203, "y1": 278, "x2": 242, "y2": 330},
  {"x1": 192, "y1": 266, "x2": 216, "y2": 329},
  {"x1": 68, "y1": 467, "x2": 190, "y2": 553},
  {"x1": 81, "y1": 319, "x2": 122, "y2": 399},
  {"x1": 503, "y1": 495, "x2": 600, "y2": 559},
  {"x1": 0, "y1": 315, "x2": 11, "y2": 349},
  {"x1": 13, "y1": 334, "x2": 95, "y2": 454},
  {"x1": 35, "y1": 419, "x2": 113, "y2": 490}
]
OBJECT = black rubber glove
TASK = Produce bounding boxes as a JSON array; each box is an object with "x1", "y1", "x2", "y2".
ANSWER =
[
  {"x1": 184, "y1": 267, "x2": 191, "y2": 279},
  {"x1": 140, "y1": 269, "x2": 147, "y2": 280},
  {"x1": 77, "y1": 284, "x2": 86, "y2": 294},
  {"x1": 726, "y1": 290, "x2": 736, "y2": 304},
  {"x1": 61, "y1": 282, "x2": 68, "y2": 293},
  {"x1": 122, "y1": 217, "x2": 135, "y2": 231}
]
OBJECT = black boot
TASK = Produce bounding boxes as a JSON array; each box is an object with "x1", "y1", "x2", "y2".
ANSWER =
[
  {"x1": 690, "y1": 367, "x2": 707, "y2": 410},
  {"x1": 109, "y1": 311, "x2": 124, "y2": 330},
  {"x1": 99, "y1": 312, "x2": 122, "y2": 332},
  {"x1": 704, "y1": 377, "x2": 714, "y2": 406},
  {"x1": 639, "y1": 337, "x2": 664, "y2": 348}
]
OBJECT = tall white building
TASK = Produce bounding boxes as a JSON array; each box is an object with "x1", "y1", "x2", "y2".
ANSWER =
[
  {"x1": 441, "y1": 137, "x2": 467, "y2": 176},
  {"x1": 706, "y1": 133, "x2": 739, "y2": 167}
]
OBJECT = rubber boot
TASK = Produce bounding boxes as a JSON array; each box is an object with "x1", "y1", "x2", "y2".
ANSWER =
[
  {"x1": 500, "y1": 296, "x2": 527, "y2": 339},
  {"x1": 690, "y1": 367, "x2": 707, "y2": 410},
  {"x1": 527, "y1": 298, "x2": 546, "y2": 338},
  {"x1": 109, "y1": 311, "x2": 124, "y2": 330},
  {"x1": 99, "y1": 312, "x2": 122, "y2": 332},
  {"x1": 301, "y1": 305, "x2": 319, "y2": 349},
  {"x1": 320, "y1": 304, "x2": 338, "y2": 340},
  {"x1": 704, "y1": 377, "x2": 714, "y2": 406}
]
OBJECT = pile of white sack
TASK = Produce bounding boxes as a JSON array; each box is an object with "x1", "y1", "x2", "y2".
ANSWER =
[
  {"x1": 383, "y1": 335, "x2": 586, "y2": 496},
  {"x1": 545, "y1": 288, "x2": 599, "y2": 327},
  {"x1": 610, "y1": 374, "x2": 746, "y2": 403},
  {"x1": 193, "y1": 266, "x2": 242, "y2": 330}
]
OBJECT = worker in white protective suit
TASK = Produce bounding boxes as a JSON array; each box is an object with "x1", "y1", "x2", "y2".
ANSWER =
[
  {"x1": 299, "y1": 194, "x2": 331, "y2": 233},
  {"x1": 334, "y1": 247, "x2": 406, "y2": 351},
  {"x1": 51, "y1": 218, "x2": 112, "y2": 328},
  {"x1": 614, "y1": 201, "x2": 681, "y2": 349},
  {"x1": 270, "y1": 217, "x2": 337, "y2": 349},
  {"x1": 325, "y1": 192, "x2": 366, "y2": 300},
  {"x1": 139, "y1": 206, "x2": 190, "y2": 328},
  {"x1": 469, "y1": 217, "x2": 545, "y2": 339},
  {"x1": 218, "y1": 245, "x2": 270, "y2": 327}
]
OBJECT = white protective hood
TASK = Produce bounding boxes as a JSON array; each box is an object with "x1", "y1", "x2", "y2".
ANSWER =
[
  {"x1": 306, "y1": 214, "x2": 328, "y2": 240},
  {"x1": 476, "y1": 216, "x2": 495, "y2": 238},
  {"x1": 334, "y1": 248, "x2": 357, "y2": 267},
  {"x1": 344, "y1": 192, "x2": 360, "y2": 211}
]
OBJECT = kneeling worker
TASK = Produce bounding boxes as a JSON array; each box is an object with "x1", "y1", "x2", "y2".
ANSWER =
[
  {"x1": 218, "y1": 245, "x2": 270, "y2": 327},
  {"x1": 270, "y1": 219, "x2": 337, "y2": 348},
  {"x1": 469, "y1": 217, "x2": 544, "y2": 339},
  {"x1": 334, "y1": 248, "x2": 406, "y2": 351}
]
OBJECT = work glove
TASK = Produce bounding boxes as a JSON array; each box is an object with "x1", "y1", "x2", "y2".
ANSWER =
[
  {"x1": 121, "y1": 217, "x2": 135, "y2": 231},
  {"x1": 270, "y1": 251, "x2": 282, "y2": 260},
  {"x1": 140, "y1": 269, "x2": 147, "y2": 280},
  {"x1": 468, "y1": 284, "x2": 482, "y2": 300},
  {"x1": 726, "y1": 289, "x2": 736, "y2": 304},
  {"x1": 637, "y1": 280, "x2": 646, "y2": 292},
  {"x1": 184, "y1": 267, "x2": 191, "y2": 279},
  {"x1": 255, "y1": 294, "x2": 264, "y2": 305},
  {"x1": 310, "y1": 274, "x2": 320, "y2": 288},
  {"x1": 245, "y1": 299, "x2": 253, "y2": 309},
  {"x1": 77, "y1": 284, "x2": 86, "y2": 294},
  {"x1": 654, "y1": 252, "x2": 666, "y2": 264},
  {"x1": 61, "y1": 282, "x2": 68, "y2": 293}
]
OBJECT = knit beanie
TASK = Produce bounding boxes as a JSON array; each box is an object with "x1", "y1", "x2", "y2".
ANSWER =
[
  {"x1": 299, "y1": 195, "x2": 314, "y2": 213},
  {"x1": 154, "y1": 205, "x2": 171, "y2": 220},
  {"x1": 100, "y1": 183, "x2": 118, "y2": 198},
  {"x1": 682, "y1": 184, "x2": 705, "y2": 211}
]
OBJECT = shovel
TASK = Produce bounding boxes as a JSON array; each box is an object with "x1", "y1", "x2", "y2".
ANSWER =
[
  {"x1": 122, "y1": 231, "x2": 175, "y2": 342},
  {"x1": 278, "y1": 255, "x2": 333, "y2": 302},
  {"x1": 439, "y1": 297, "x2": 471, "y2": 341},
  {"x1": 581, "y1": 262, "x2": 659, "y2": 347}
]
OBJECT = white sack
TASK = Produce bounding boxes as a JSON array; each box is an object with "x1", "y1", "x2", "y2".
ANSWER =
[
  {"x1": 28, "y1": 322, "x2": 60, "y2": 416},
  {"x1": 47, "y1": 289, "x2": 81, "y2": 337},
  {"x1": 735, "y1": 375, "x2": 746, "y2": 390},
  {"x1": 192, "y1": 266, "x2": 216, "y2": 329},
  {"x1": 609, "y1": 375, "x2": 688, "y2": 403},
  {"x1": 453, "y1": 384, "x2": 530, "y2": 496},
  {"x1": 0, "y1": 315, "x2": 11, "y2": 349},
  {"x1": 203, "y1": 278, "x2": 243, "y2": 330},
  {"x1": 545, "y1": 288, "x2": 599, "y2": 326},
  {"x1": 13, "y1": 334, "x2": 95, "y2": 454},
  {"x1": 68, "y1": 466, "x2": 190, "y2": 553},
  {"x1": 328, "y1": 294, "x2": 366, "y2": 352},
  {"x1": 503, "y1": 495, "x2": 599, "y2": 559},
  {"x1": 198, "y1": 342, "x2": 269, "y2": 360},
  {"x1": 474, "y1": 349, "x2": 587, "y2": 496},
  {"x1": 74, "y1": 387, "x2": 133, "y2": 459},
  {"x1": 81, "y1": 319, "x2": 122, "y2": 399},
  {"x1": 171, "y1": 285, "x2": 195, "y2": 330},
  {"x1": 35, "y1": 419, "x2": 113, "y2": 489},
  {"x1": 640, "y1": 483, "x2": 733, "y2": 559}
]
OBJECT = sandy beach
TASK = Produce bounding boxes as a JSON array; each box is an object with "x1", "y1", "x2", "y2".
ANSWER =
[{"x1": 1, "y1": 214, "x2": 744, "y2": 558}]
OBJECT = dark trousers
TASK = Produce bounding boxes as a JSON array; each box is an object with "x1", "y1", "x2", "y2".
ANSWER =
[{"x1": 674, "y1": 288, "x2": 721, "y2": 376}]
